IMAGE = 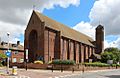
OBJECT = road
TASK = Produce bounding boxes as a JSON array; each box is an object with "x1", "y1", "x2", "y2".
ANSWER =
[
  {"x1": 1, "y1": 67, "x2": 120, "y2": 78},
  {"x1": 61, "y1": 69, "x2": 120, "y2": 78}
]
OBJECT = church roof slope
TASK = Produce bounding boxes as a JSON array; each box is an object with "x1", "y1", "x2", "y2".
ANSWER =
[{"x1": 34, "y1": 10, "x2": 94, "y2": 46}]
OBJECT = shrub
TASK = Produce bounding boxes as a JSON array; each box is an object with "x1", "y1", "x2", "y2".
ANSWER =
[
  {"x1": 84, "y1": 62, "x2": 110, "y2": 67},
  {"x1": 111, "y1": 64, "x2": 116, "y2": 67},
  {"x1": 52, "y1": 59, "x2": 75, "y2": 65},
  {"x1": 117, "y1": 64, "x2": 120, "y2": 67},
  {"x1": 34, "y1": 60, "x2": 43, "y2": 64}
]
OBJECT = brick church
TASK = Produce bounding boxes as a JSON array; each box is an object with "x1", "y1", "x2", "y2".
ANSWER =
[{"x1": 24, "y1": 10, "x2": 104, "y2": 63}]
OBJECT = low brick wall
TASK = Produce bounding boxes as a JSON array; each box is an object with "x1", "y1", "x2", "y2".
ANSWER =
[
  {"x1": 73, "y1": 65, "x2": 120, "y2": 71},
  {"x1": 10, "y1": 63, "x2": 25, "y2": 68},
  {"x1": 52, "y1": 64, "x2": 74, "y2": 70},
  {"x1": 27, "y1": 63, "x2": 48, "y2": 69},
  {"x1": 10, "y1": 63, "x2": 120, "y2": 71},
  {"x1": 10, "y1": 63, "x2": 48, "y2": 69}
]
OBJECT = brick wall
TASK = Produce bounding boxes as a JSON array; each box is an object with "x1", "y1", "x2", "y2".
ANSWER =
[
  {"x1": 25, "y1": 11, "x2": 96, "y2": 64},
  {"x1": 24, "y1": 11, "x2": 45, "y2": 62}
]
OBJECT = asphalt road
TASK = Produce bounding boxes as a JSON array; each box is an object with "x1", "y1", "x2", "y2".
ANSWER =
[
  {"x1": 1, "y1": 67, "x2": 120, "y2": 78},
  {"x1": 61, "y1": 69, "x2": 120, "y2": 78}
]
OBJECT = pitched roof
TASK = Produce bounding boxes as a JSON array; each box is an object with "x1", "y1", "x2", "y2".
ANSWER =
[
  {"x1": 34, "y1": 10, "x2": 94, "y2": 46},
  {"x1": 0, "y1": 41, "x2": 24, "y2": 51}
]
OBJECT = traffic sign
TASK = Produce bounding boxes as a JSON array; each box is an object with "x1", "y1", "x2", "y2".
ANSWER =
[{"x1": 5, "y1": 50, "x2": 11, "y2": 57}]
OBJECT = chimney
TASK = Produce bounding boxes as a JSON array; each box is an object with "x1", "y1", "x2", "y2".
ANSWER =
[{"x1": 17, "y1": 41, "x2": 20, "y2": 45}]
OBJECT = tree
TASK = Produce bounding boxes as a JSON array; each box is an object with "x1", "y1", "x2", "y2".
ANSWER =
[
  {"x1": 104, "y1": 47, "x2": 119, "y2": 52},
  {"x1": 0, "y1": 53, "x2": 7, "y2": 66},
  {"x1": 101, "y1": 47, "x2": 120, "y2": 63},
  {"x1": 0, "y1": 53, "x2": 7, "y2": 59},
  {"x1": 101, "y1": 52, "x2": 115, "y2": 63},
  {"x1": 113, "y1": 51, "x2": 120, "y2": 63}
]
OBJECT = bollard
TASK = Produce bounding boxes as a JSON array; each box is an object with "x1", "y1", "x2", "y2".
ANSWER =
[
  {"x1": 52, "y1": 65, "x2": 53, "y2": 72},
  {"x1": 116, "y1": 65, "x2": 118, "y2": 69},
  {"x1": 12, "y1": 66, "x2": 17, "y2": 75},
  {"x1": 25, "y1": 61, "x2": 28, "y2": 71},
  {"x1": 61, "y1": 64, "x2": 63, "y2": 72},
  {"x1": 78, "y1": 64, "x2": 79, "y2": 69},
  {"x1": 72, "y1": 68, "x2": 74, "y2": 73},
  {"x1": 61, "y1": 68, "x2": 63, "y2": 72},
  {"x1": 82, "y1": 66, "x2": 84, "y2": 73}
]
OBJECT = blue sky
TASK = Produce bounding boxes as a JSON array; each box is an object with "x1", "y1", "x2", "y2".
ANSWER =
[
  {"x1": 43, "y1": 0, "x2": 95, "y2": 27},
  {"x1": 19, "y1": 0, "x2": 95, "y2": 44},
  {"x1": 0, "y1": 0, "x2": 120, "y2": 48},
  {"x1": 105, "y1": 35, "x2": 118, "y2": 43},
  {"x1": 19, "y1": 0, "x2": 119, "y2": 48}
]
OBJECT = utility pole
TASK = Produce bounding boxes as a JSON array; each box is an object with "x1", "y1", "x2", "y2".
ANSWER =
[{"x1": 7, "y1": 32, "x2": 10, "y2": 74}]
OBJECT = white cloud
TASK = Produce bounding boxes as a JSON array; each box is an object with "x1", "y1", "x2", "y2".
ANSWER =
[
  {"x1": 0, "y1": 0, "x2": 80, "y2": 43},
  {"x1": 113, "y1": 37, "x2": 120, "y2": 48},
  {"x1": 73, "y1": 21, "x2": 95, "y2": 40},
  {"x1": 88, "y1": 0, "x2": 120, "y2": 35},
  {"x1": 89, "y1": 0, "x2": 120, "y2": 49},
  {"x1": 104, "y1": 40, "x2": 109, "y2": 49},
  {"x1": 41, "y1": 0, "x2": 80, "y2": 10},
  {"x1": 73, "y1": 0, "x2": 120, "y2": 49},
  {"x1": 0, "y1": 0, "x2": 80, "y2": 25},
  {"x1": 89, "y1": 0, "x2": 120, "y2": 35},
  {"x1": 0, "y1": 21, "x2": 25, "y2": 43},
  {"x1": 104, "y1": 36, "x2": 120, "y2": 49}
]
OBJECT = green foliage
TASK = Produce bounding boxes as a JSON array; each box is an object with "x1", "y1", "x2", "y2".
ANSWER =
[
  {"x1": 0, "y1": 62, "x2": 3, "y2": 67},
  {"x1": 52, "y1": 59, "x2": 75, "y2": 65},
  {"x1": 112, "y1": 51, "x2": 120, "y2": 62},
  {"x1": 117, "y1": 64, "x2": 120, "y2": 67},
  {"x1": 101, "y1": 52, "x2": 115, "y2": 63},
  {"x1": 101, "y1": 47, "x2": 120, "y2": 63},
  {"x1": 0, "y1": 53, "x2": 7, "y2": 67},
  {"x1": 84, "y1": 62, "x2": 110, "y2": 67},
  {"x1": 111, "y1": 64, "x2": 117, "y2": 67},
  {"x1": 104, "y1": 47, "x2": 119, "y2": 52},
  {"x1": 0, "y1": 53, "x2": 7, "y2": 59}
]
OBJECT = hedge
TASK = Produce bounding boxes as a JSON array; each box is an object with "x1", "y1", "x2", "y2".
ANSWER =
[
  {"x1": 52, "y1": 59, "x2": 75, "y2": 65},
  {"x1": 83, "y1": 62, "x2": 110, "y2": 67}
]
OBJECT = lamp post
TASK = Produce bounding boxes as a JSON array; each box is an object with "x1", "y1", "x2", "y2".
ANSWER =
[
  {"x1": 25, "y1": 49, "x2": 28, "y2": 71},
  {"x1": 7, "y1": 32, "x2": 10, "y2": 74}
]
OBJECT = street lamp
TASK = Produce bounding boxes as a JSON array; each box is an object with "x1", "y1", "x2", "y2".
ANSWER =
[{"x1": 7, "y1": 32, "x2": 10, "y2": 74}]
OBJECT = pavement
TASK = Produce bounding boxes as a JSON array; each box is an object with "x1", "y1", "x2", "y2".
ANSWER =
[
  {"x1": 0, "y1": 67, "x2": 82, "y2": 78},
  {"x1": 60, "y1": 69, "x2": 120, "y2": 78},
  {"x1": 0, "y1": 67, "x2": 120, "y2": 78}
]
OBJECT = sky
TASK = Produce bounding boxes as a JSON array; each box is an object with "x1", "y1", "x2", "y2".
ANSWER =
[{"x1": 0, "y1": 0, "x2": 120, "y2": 49}]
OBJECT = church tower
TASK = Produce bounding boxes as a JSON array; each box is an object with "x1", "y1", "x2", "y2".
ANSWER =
[{"x1": 95, "y1": 25, "x2": 104, "y2": 54}]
